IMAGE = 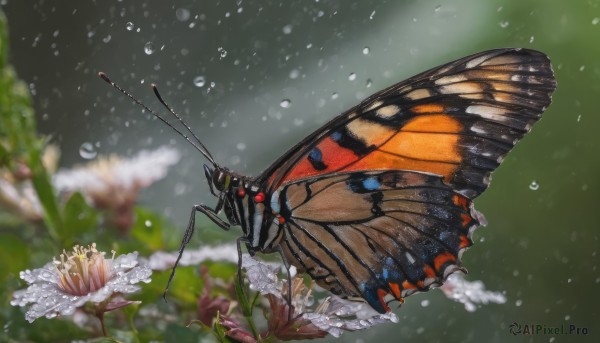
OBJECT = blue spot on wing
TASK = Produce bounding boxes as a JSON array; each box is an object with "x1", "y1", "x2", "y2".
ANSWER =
[
  {"x1": 308, "y1": 147, "x2": 327, "y2": 170},
  {"x1": 331, "y1": 131, "x2": 342, "y2": 142},
  {"x1": 309, "y1": 148, "x2": 322, "y2": 161},
  {"x1": 362, "y1": 177, "x2": 381, "y2": 190}
]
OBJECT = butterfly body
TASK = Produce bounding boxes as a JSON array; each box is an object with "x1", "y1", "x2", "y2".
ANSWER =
[{"x1": 101, "y1": 47, "x2": 556, "y2": 314}]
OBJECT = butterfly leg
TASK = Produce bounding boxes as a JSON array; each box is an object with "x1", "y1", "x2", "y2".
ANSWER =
[
  {"x1": 275, "y1": 245, "x2": 294, "y2": 321},
  {"x1": 163, "y1": 204, "x2": 230, "y2": 300}
]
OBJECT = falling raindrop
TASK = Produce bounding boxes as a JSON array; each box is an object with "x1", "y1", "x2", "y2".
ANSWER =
[
  {"x1": 331, "y1": 92, "x2": 339, "y2": 100},
  {"x1": 593, "y1": 17, "x2": 600, "y2": 25},
  {"x1": 79, "y1": 142, "x2": 97, "y2": 159},
  {"x1": 176, "y1": 8, "x2": 191, "y2": 21},
  {"x1": 144, "y1": 42, "x2": 155, "y2": 55},
  {"x1": 125, "y1": 22, "x2": 134, "y2": 31},
  {"x1": 529, "y1": 181, "x2": 539, "y2": 191},
  {"x1": 348, "y1": 73, "x2": 357, "y2": 81},
  {"x1": 280, "y1": 99, "x2": 291, "y2": 108},
  {"x1": 499, "y1": 21, "x2": 510, "y2": 28},
  {"x1": 362, "y1": 47, "x2": 370, "y2": 55},
  {"x1": 218, "y1": 47, "x2": 227, "y2": 59},
  {"x1": 193, "y1": 75, "x2": 206, "y2": 87},
  {"x1": 529, "y1": 36, "x2": 535, "y2": 43},
  {"x1": 102, "y1": 35, "x2": 112, "y2": 43},
  {"x1": 366, "y1": 78, "x2": 373, "y2": 88},
  {"x1": 369, "y1": 10, "x2": 376, "y2": 19},
  {"x1": 144, "y1": 220, "x2": 152, "y2": 228},
  {"x1": 282, "y1": 24, "x2": 293, "y2": 34},
  {"x1": 289, "y1": 69, "x2": 300, "y2": 79},
  {"x1": 236, "y1": 143, "x2": 247, "y2": 151}
]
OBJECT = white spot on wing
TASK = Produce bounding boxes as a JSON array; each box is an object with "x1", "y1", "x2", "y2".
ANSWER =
[
  {"x1": 466, "y1": 54, "x2": 491, "y2": 68},
  {"x1": 376, "y1": 105, "x2": 400, "y2": 118},
  {"x1": 466, "y1": 105, "x2": 507, "y2": 122},
  {"x1": 365, "y1": 101, "x2": 384, "y2": 112},
  {"x1": 405, "y1": 252, "x2": 416, "y2": 264},
  {"x1": 404, "y1": 88, "x2": 432, "y2": 100},
  {"x1": 435, "y1": 74, "x2": 467, "y2": 85}
]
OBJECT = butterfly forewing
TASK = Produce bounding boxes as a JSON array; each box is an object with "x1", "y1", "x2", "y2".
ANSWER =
[{"x1": 260, "y1": 48, "x2": 556, "y2": 198}]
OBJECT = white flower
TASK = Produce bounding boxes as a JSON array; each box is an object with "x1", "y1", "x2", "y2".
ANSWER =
[
  {"x1": 11, "y1": 244, "x2": 152, "y2": 323},
  {"x1": 439, "y1": 272, "x2": 506, "y2": 312},
  {"x1": 52, "y1": 146, "x2": 180, "y2": 230},
  {"x1": 147, "y1": 243, "x2": 239, "y2": 271},
  {"x1": 0, "y1": 178, "x2": 43, "y2": 221},
  {"x1": 241, "y1": 254, "x2": 398, "y2": 338},
  {"x1": 53, "y1": 146, "x2": 180, "y2": 195}
]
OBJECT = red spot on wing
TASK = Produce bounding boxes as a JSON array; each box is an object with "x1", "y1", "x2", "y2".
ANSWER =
[
  {"x1": 388, "y1": 282, "x2": 402, "y2": 300},
  {"x1": 459, "y1": 235, "x2": 472, "y2": 249},
  {"x1": 377, "y1": 288, "x2": 391, "y2": 312},
  {"x1": 434, "y1": 252, "x2": 456, "y2": 272},
  {"x1": 284, "y1": 137, "x2": 360, "y2": 182}
]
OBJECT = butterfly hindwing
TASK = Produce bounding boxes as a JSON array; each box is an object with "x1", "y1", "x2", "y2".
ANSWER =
[
  {"x1": 260, "y1": 48, "x2": 556, "y2": 198},
  {"x1": 277, "y1": 170, "x2": 484, "y2": 313}
]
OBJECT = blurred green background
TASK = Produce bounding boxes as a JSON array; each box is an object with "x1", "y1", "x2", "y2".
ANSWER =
[{"x1": 1, "y1": 0, "x2": 598, "y2": 342}]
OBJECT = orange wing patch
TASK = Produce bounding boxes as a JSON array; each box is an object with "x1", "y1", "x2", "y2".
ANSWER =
[{"x1": 354, "y1": 114, "x2": 463, "y2": 181}]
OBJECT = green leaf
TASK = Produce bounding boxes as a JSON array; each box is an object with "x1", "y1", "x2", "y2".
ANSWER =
[
  {"x1": 0, "y1": 233, "x2": 29, "y2": 281},
  {"x1": 130, "y1": 207, "x2": 168, "y2": 252},
  {"x1": 61, "y1": 192, "x2": 98, "y2": 243},
  {"x1": 0, "y1": 11, "x2": 63, "y2": 239}
]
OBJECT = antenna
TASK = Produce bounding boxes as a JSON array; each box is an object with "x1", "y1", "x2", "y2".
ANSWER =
[{"x1": 98, "y1": 72, "x2": 218, "y2": 167}]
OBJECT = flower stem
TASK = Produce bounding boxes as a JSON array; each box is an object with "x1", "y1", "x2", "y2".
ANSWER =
[{"x1": 96, "y1": 310, "x2": 108, "y2": 337}]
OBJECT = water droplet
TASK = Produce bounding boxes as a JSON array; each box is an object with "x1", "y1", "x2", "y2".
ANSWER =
[
  {"x1": 366, "y1": 78, "x2": 372, "y2": 88},
  {"x1": 176, "y1": 8, "x2": 191, "y2": 21},
  {"x1": 126, "y1": 22, "x2": 134, "y2": 31},
  {"x1": 282, "y1": 24, "x2": 293, "y2": 34},
  {"x1": 593, "y1": 17, "x2": 600, "y2": 25},
  {"x1": 529, "y1": 36, "x2": 535, "y2": 43},
  {"x1": 218, "y1": 47, "x2": 227, "y2": 59},
  {"x1": 102, "y1": 35, "x2": 112, "y2": 43},
  {"x1": 565, "y1": 315, "x2": 571, "y2": 321},
  {"x1": 304, "y1": 295, "x2": 314, "y2": 307},
  {"x1": 79, "y1": 142, "x2": 97, "y2": 159},
  {"x1": 306, "y1": 43, "x2": 313, "y2": 49},
  {"x1": 236, "y1": 142, "x2": 247, "y2": 151},
  {"x1": 420, "y1": 299, "x2": 430, "y2": 307},
  {"x1": 210, "y1": 81, "x2": 216, "y2": 88},
  {"x1": 144, "y1": 220, "x2": 152, "y2": 228},
  {"x1": 348, "y1": 73, "x2": 356, "y2": 81},
  {"x1": 435, "y1": 5, "x2": 442, "y2": 12},
  {"x1": 579, "y1": 65, "x2": 585, "y2": 71},
  {"x1": 144, "y1": 42, "x2": 155, "y2": 55},
  {"x1": 362, "y1": 47, "x2": 370, "y2": 55},
  {"x1": 280, "y1": 99, "x2": 291, "y2": 108},
  {"x1": 369, "y1": 10, "x2": 376, "y2": 20},
  {"x1": 577, "y1": 114, "x2": 581, "y2": 122},
  {"x1": 529, "y1": 180, "x2": 539, "y2": 190},
  {"x1": 331, "y1": 92, "x2": 339, "y2": 100},
  {"x1": 515, "y1": 299, "x2": 522, "y2": 307},
  {"x1": 193, "y1": 75, "x2": 206, "y2": 87},
  {"x1": 289, "y1": 69, "x2": 300, "y2": 79},
  {"x1": 499, "y1": 21, "x2": 509, "y2": 28}
]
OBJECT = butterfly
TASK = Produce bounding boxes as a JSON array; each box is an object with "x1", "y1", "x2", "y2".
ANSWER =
[{"x1": 100, "y1": 48, "x2": 556, "y2": 314}]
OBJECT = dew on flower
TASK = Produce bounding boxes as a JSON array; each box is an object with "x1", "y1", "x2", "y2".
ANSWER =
[{"x1": 11, "y1": 244, "x2": 151, "y2": 323}]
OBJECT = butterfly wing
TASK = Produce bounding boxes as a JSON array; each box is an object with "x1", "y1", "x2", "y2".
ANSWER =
[
  {"x1": 258, "y1": 48, "x2": 556, "y2": 198},
  {"x1": 278, "y1": 170, "x2": 484, "y2": 313}
]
